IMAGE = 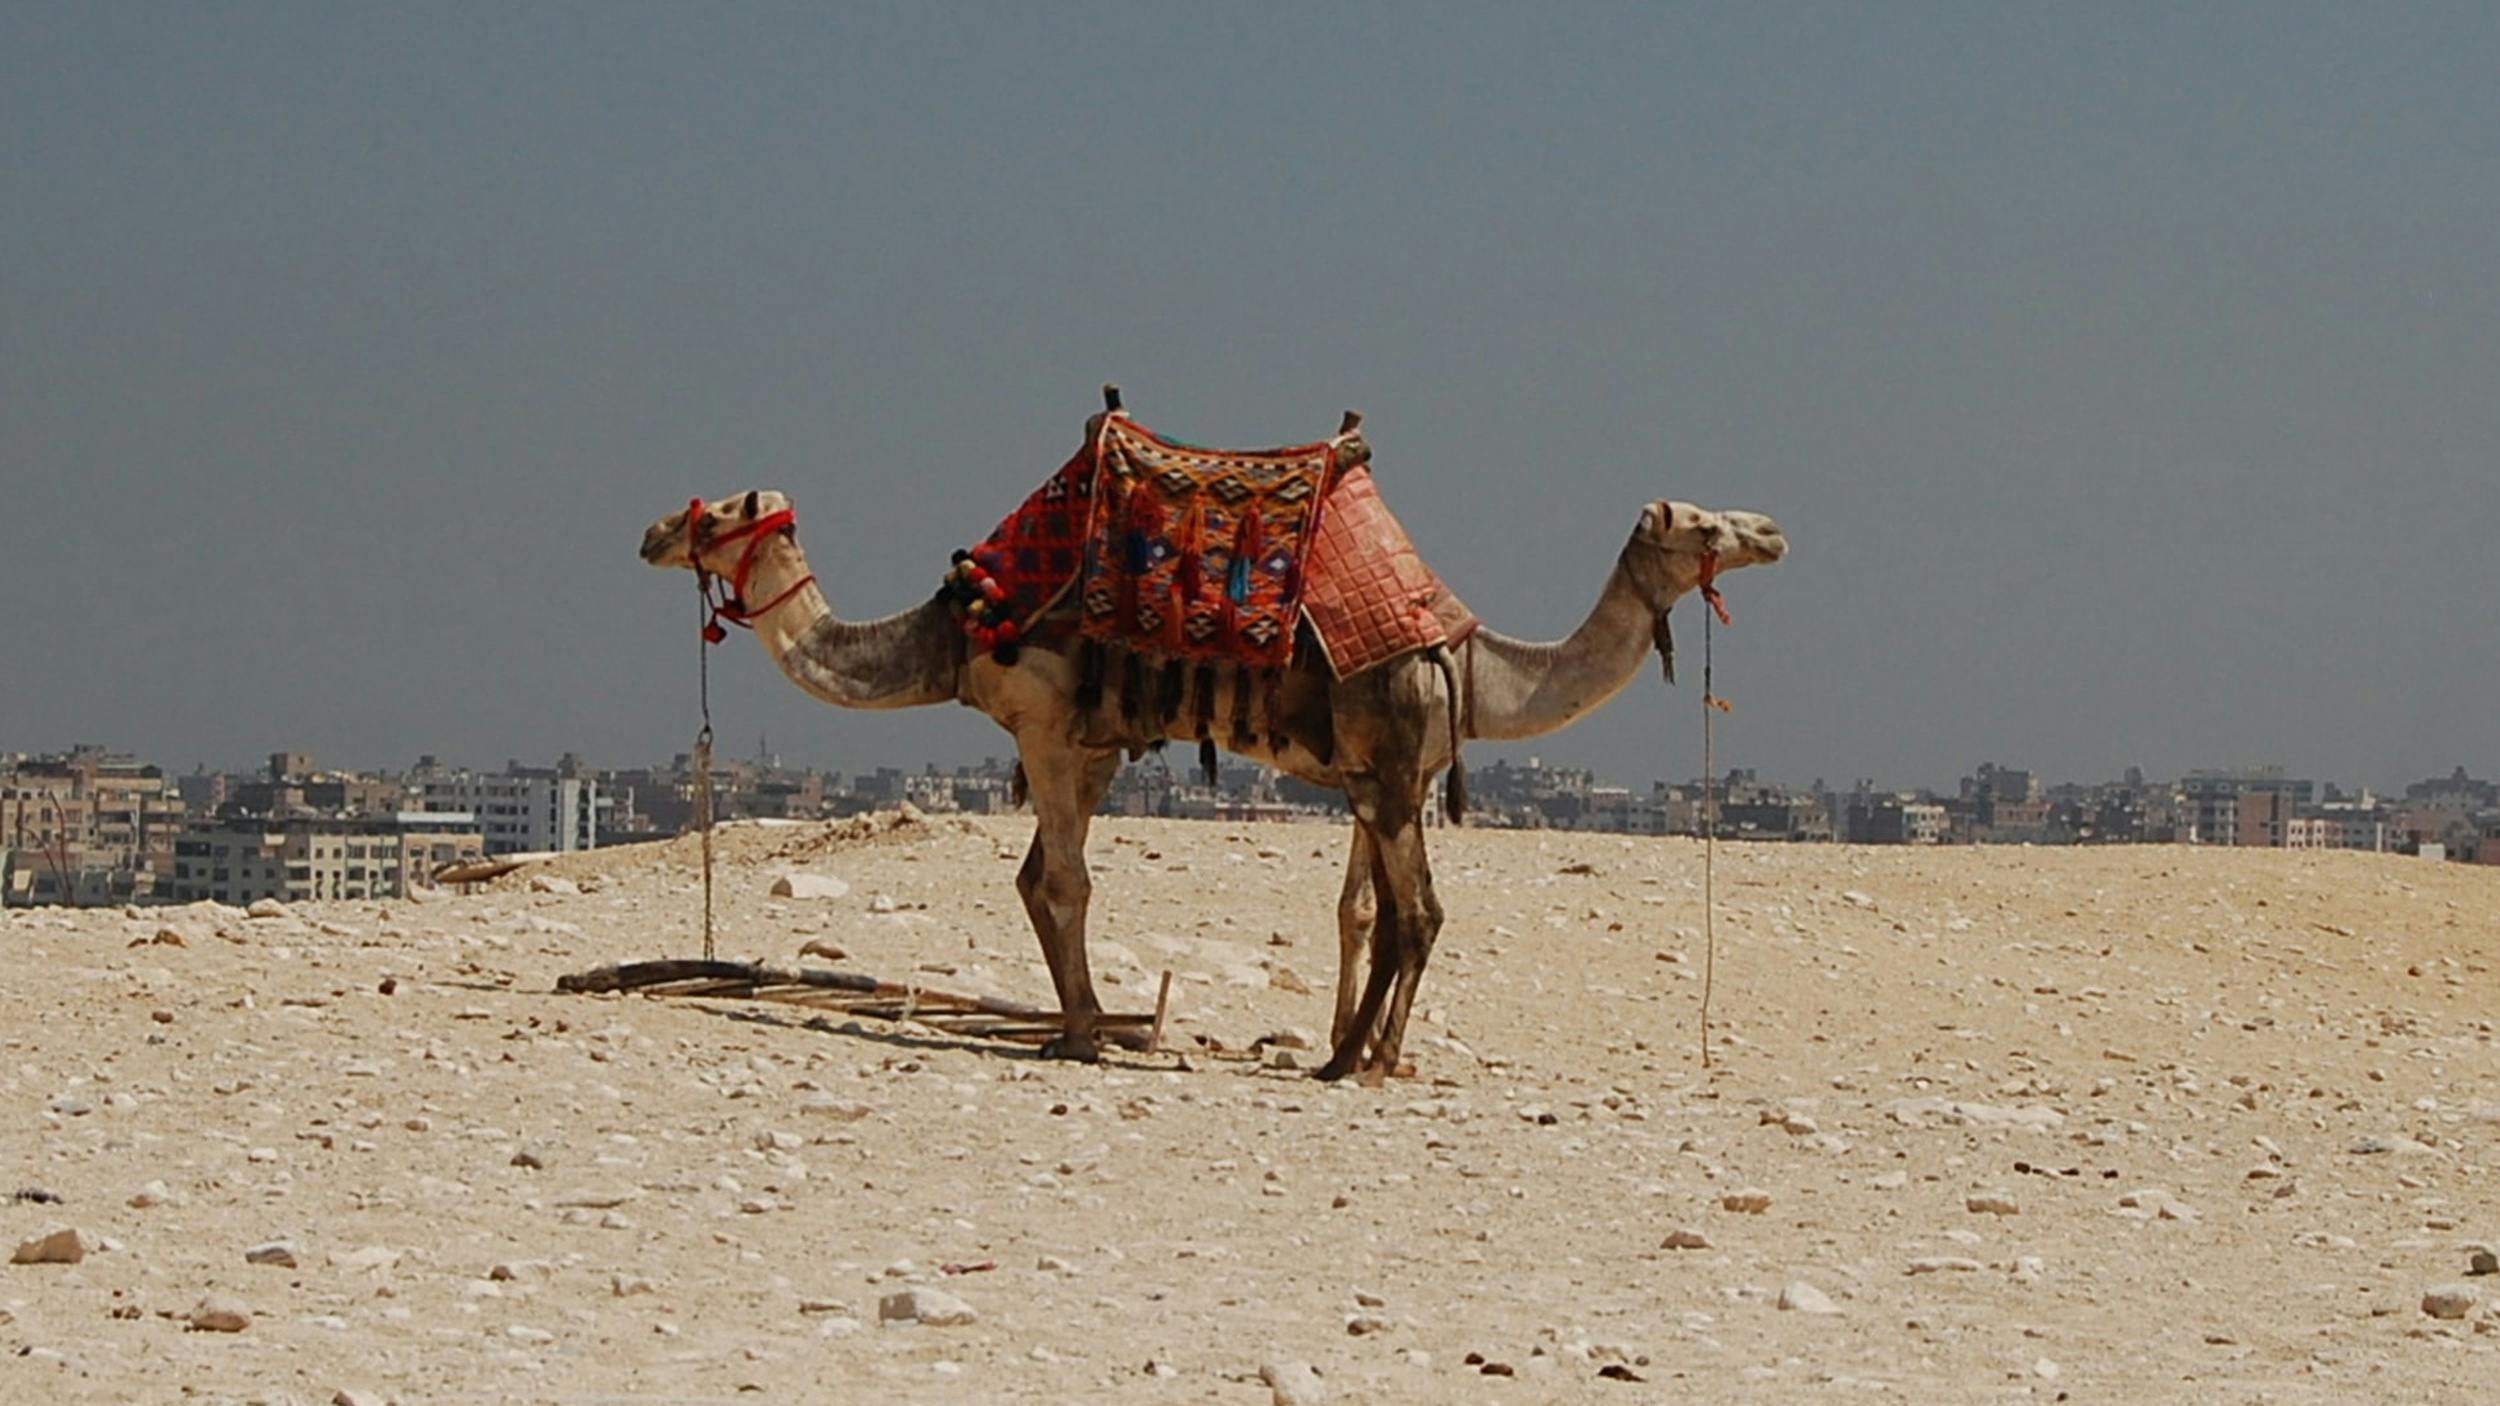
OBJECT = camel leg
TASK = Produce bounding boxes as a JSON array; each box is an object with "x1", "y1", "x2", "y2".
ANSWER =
[
  {"x1": 1315, "y1": 821, "x2": 1404, "y2": 1083},
  {"x1": 1013, "y1": 738, "x2": 1122, "y2": 1062},
  {"x1": 1330, "y1": 825, "x2": 1378, "y2": 1052},
  {"x1": 1362, "y1": 810, "x2": 1445, "y2": 1077}
]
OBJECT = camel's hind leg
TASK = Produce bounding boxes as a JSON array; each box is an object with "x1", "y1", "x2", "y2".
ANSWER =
[
  {"x1": 1330, "y1": 826, "x2": 1378, "y2": 1053},
  {"x1": 1012, "y1": 737, "x2": 1122, "y2": 1061}
]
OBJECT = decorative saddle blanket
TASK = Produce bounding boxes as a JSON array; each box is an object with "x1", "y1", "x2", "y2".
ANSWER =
[
  {"x1": 1301, "y1": 463, "x2": 1477, "y2": 679},
  {"x1": 959, "y1": 407, "x2": 1474, "y2": 679}
]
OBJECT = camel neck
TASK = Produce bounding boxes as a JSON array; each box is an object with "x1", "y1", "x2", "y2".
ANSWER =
[
  {"x1": 1464, "y1": 548, "x2": 1691, "y2": 742},
  {"x1": 736, "y1": 538, "x2": 962, "y2": 711}
]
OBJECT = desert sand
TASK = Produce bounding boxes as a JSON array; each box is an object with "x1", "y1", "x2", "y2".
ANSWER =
[{"x1": 5, "y1": 811, "x2": 2495, "y2": 1404}]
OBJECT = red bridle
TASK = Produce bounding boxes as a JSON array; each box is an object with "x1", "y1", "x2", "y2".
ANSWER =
[
  {"x1": 688, "y1": 497, "x2": 814, "y2": 643},
  {"x1": 1698, "y1": 549, "x2": 1731, "y2": 626}
]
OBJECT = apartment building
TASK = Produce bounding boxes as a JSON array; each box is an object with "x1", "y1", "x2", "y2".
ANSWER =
[{"x1": 167, "y1": 813, "x2": 485, "y2": 904}]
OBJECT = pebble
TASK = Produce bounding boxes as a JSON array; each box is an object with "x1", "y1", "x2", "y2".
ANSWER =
[
  {"x1": 1778, "y1": 1280, "x2": 1841, "y2": 1315},
  {"x1": 1966, "y1": 1194, "x2": 2020, "y2": 1216},
  {"x1": 1346, "y1": 1313, "x2": 1390, "y2": 1335},
  {"x1": 771, "y1": 873, "x2": 851, "y2": 901},
  {"x1": 1660, "y1": 1228, "x2": 1712, "y2": 1250},
  {"x1": 878, "y1": 1286, "x2": 977, "y2": 1327},
  {"x1": 2117, "y1": 1188, "x2": 2199, "y2": 1222},
  {"x1": 11, "y1": 1227, "x2": 88, "y2": 1265},
  {"x1": 2420, "y1": 1284, "x2": 2480, "y2": 1320},
  {"x1": 613, "y1": 1274, "x2": 658, "y2": 1297},
  {"x1": 189, "y1": 1295, "x2": 253, "y2": 1332},
  {"x1": 527, "y1": 874, "x2": 579, "y2": 895},
  {"x1": 1259, "y1": 1359, "x2": 1330, "y2": 1405},
  {"x1": 1906, "y1": 1256, "x2": 1984, "y2": 1275},
  {"x1": 333, "y1": 1392, "x2": 383, "y2": 1406},
  {"x1": 245, "y1": 1240, "x2": 301, "y2": 1268},
  {"x1": 2467, "y1": 1247, "x2": 2497, "y2": 1277},
  {"x1": 1722, "y1": 1190, "x2": 1773, "y2": 1214}
]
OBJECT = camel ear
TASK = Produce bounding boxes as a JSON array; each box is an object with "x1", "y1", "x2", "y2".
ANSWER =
[{"x1": 741, "y1": 490, "x2": 760, "y2": 519}]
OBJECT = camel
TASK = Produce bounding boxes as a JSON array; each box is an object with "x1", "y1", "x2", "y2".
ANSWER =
[{"x1": 641, "y1": 462, "x2": 1784, "y2": 1081}]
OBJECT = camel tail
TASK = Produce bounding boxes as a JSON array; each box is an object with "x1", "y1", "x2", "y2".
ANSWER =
[{"x1": 1432, "y1": 648, "x2": 1466, "y2": 825}]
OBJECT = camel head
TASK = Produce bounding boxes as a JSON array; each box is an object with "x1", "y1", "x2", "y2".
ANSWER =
[
  {"x1": 640, "y1": 490, "x2": 797, "y2": 573},
  {"x1": 1626, "y1": 500, "x2": 1787, "y2": 591},
  {"x1": 1625, "y1": 501, "x2": 1787, "y2": 683}
]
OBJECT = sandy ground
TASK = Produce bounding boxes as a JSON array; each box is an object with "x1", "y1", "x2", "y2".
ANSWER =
[{"x1": 4, "y1": 811, "x2": 2497, "y2": 1405}]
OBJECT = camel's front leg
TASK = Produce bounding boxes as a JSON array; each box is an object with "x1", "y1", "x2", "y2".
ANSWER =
[
  {"x1": 1014, "y1": 739, "x2": 1122, "y2": 1061},
  {"x1": 1363, "y1": 807, "x2": 1445, "y2": 1077},
  {"x1": 1330, "y1": 826, "x2": 1378, "y2": 1052}
]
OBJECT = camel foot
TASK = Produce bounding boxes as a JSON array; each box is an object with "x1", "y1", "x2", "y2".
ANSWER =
[
  {"x1": 1038, "y1": 1034, "x2": 1101, "y2": 1063},
  {"x1": 1311, "y1": 1055, "x2": 1356, "y2": 1083},
  {"x1": 1355, "y1": 1065, "x2": 1389, "y2": 1089}
]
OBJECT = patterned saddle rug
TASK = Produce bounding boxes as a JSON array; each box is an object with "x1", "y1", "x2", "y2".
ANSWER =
[{"x1": 962, "y1": 406, "x2": 1474, "y2": 680}]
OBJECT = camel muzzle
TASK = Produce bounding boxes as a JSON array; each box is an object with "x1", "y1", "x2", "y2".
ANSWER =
[{"x1": 641, "y1": 515, "x2": 689, "y2": 566}]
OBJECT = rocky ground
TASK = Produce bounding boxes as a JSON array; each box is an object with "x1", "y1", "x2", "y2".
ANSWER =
[{"x1": 4, "y1": 810, "x2": 2497, "y2": 1404}]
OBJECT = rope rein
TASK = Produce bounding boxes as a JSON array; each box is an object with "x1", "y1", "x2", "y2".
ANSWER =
[
  {"x1": 1696, "y1": 550, "x2": 1730, "y2": 1070},
  {"x1": 694, "y1": 570, "x2": 717, "y2": 962}
]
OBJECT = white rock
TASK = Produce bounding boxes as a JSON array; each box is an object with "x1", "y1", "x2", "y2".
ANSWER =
[
  {"x1": 245, "y1": 1240, "x2": 300, "y2": 1268},
  {"x1": 771, "y1": 873, "x2": 851, "y2": 900},
  {"x1": 1883, "y1": 1097, "x2": 2062, "y2": 1131},
  {"x1": 11, "y1": 1227, "x2": 87, "y2": 1265},
  {"x1": 613, "y1": 1274, "x2": 659, "y2": 1297},
  {"x1": 128, "y1": 1181, "x2": 173, "y2": 1209},
  {"x1": 868, "y1": 894, "x2": 899, "y2": 914},
  {"x1": 527, "y1": 874, "x2": 578, "y2": 895},
  {"x1": 246, "y1": 898, "x2": 289, "y2": 920},
  {"x1": 1778, "y1": 1280, "x2": 1841, "y2": 1315},
  {"x1": 1259, "y1": 1359, "x2": 1331, "y2": 1405},
  {"x1": 1966, "y1": 1194, "x2": 2020, "y2": 1216},
  {"x1": 189, "y1": 1295, "x2": 252, "y2": 1332},
  {"x1": 2421, "y1": 1284, "x2": 2480, "y2": 1320},
  {"x1": 878, "y1": 1286, "x2": 976, "y2": 1327}
]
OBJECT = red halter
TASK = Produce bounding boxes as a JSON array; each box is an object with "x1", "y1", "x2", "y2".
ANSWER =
[
  {"x1": 688, "y1": 497, "x2": 814, "y2": 643},
  {"x1": 1697, "y1": 549, "x2": 1732, "y2": 626}
]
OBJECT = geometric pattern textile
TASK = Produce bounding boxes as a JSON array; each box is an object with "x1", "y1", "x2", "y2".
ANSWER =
[
  {"x1": 1072, "y1": 414, "x2": 1343, "y2": 671},
  {"x1": 966, "y1": 403, "x2": 1470, "y2": 680}
]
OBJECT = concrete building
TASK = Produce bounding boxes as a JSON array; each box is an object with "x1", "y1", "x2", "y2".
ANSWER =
[
  {"x1": 1, "y1": 747, "x2": 187, "y2": 905},
  {"x1": 414, "y1": 760, "x2": 608, "y2": 855},
  {"x1": 168, "y1": 813, "x2": 485, "y2": 904}
]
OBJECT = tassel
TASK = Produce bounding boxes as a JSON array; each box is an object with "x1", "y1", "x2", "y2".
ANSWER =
[
  {"x1": 1119, "y1": 651, "x2": 1145, "y2": 727},
  {"x1": 1198, "y1": 738, "x2": 1218, "y2": 787},
  {"x1": 1120, "y1": 486, "x2": 1162, "y2": 633},
  {"x1": 1228, "y1": 504, "x2": 1263, "y2": 604},
  {"x1": 1076, "y1": 640, "x2": 1105, "y2": 713},
  {"x1": 1159, "y1": 659, "x2": 1185, "y2": 727},
  {"x1": 1229, "y1": 663, "x2": 1257, "y2": 750},
  {"x1": 1177, "y1": 501, "x2": 1204, "y2": 603},
  {"x1": 1193, "y1": 664, "x2": 1217, "y2": 740},
  {"x1": 1262, "y1": 668, "x2": 1286, "y2": 754},
  {"x1": 1653, "y1": 610, "x2": 1677, "y2": 684}
]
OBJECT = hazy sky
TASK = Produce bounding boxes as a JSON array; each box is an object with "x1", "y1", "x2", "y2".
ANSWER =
[{"x1": 6, "y1": 4, "x2": 2495, "y2": 792}]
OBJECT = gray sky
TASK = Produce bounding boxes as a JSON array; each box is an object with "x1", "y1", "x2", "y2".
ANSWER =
[{"x1": 6, "y1": 3, "x2": 2495, "y2": 792}]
